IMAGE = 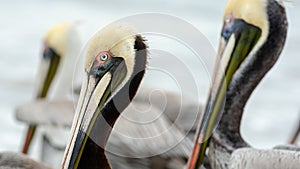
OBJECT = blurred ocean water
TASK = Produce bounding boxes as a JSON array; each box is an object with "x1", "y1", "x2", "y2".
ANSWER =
[{"x1": 0, "y1": 0, "x2": 299, "y2": 162}]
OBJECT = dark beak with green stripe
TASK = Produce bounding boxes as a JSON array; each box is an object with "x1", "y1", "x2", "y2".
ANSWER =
[
  {"x1": 208, "y1": 16, "x2": 262, "y2": 124},
  {"x1": 36, "y1": 45, "x2": 61, "y2": 98},
  {"x1": 189, "y1": 16, "x2": 262, "y2": 168},
  {"x1": 21, "y1": 44, "x2": 61, "y2": 154},
  {"x1": 67, "y1": 52, "x2": 127, "y2": 169}
]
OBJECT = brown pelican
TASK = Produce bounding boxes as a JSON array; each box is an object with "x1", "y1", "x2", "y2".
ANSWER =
[
  {"x1": 21, "y1": 23, "x2": 81, "y2": 154},
  {"x1": 187, "y1": 0, "x2": 288, "y2": 168},
  {"x1": 61, "y1": 23, "x2": 148, "y2": 169}
]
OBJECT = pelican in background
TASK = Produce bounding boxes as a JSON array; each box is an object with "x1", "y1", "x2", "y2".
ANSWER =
[
  {"x1": 21, "y1": 23, "x2": 81, "y2": 154},
  {"x1": 0, "y1": 152, "x2": 52, "y2": 169},
  {"x1": 187, "y1": 0, "x2": 289, "y2": 168}
]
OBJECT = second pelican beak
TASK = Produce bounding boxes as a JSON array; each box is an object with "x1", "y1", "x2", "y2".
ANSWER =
[
  {"x1": 203, "y1": 16, "x2": 262, "y2": 139},
  {"x1": 35, "y1": 45, "x2": 61, "y2": 98},
  {"x1": 191, "y1": 15, "x2": 262, "y2": 168}
]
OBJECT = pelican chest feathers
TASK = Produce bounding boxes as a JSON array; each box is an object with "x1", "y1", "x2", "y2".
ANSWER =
[
  {"x1": 0, "y1": 152, "x2": 52, "y2": 169},
  {"x1": 62, "y1": 23, "x2": 148, "y2": 169}
]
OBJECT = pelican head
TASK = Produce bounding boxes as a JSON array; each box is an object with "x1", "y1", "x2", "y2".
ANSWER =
[
  {"x1": 62, "y1": 23, "x2": 147, "y2": 169},
  {"x1": 188, "y1": 0, "x2": 288, "y2": 168},
  {"x1": 21, "y1": 23, "x2": 80, "y2": 154},
  {"x1": 36, "y1": 22, "x2": 80, "y2": 99}
]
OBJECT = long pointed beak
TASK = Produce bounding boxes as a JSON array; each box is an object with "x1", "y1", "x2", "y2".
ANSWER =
[
  {"x1": 35, "y1": 45, "x2": 61, "y2": 98},
  {"x1": 188, "y1": 18, "x2": 262, "y2": 168},
  {"x1": 62, "y1": 57, "x2": 126, "y2": 169},
  {"x1": 22, "y1": 45, "x2": 61, "y2": 154}
]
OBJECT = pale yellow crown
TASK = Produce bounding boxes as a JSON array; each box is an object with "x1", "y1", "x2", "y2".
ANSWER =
[
  {"x1": 84, "y1": 23, "x2": 138, "y2": 74},
  {"x1": 43, "y1": 23, "x2": 72, "y2": 57},
  {"x1": 224, "y1": 0, "x2": 268, "y2": 30},
  {"x1": 224, "y1": 0, "x2": 270, "y2": 54}
]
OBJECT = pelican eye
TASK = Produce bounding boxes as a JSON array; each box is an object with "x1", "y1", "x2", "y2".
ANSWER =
[
  {"x1": 95, "y1": 51, "x2": 111, "y2": 66},
  {"x1": 91, "y1": 51, "x2": 114, "y2": 78},
  {"x1": 222, "y1": 14, "x2": 235, "y2": 41},
  {"x1": 225, "y1": 15, "x2": 231, "y2": 24},
  {"x1": 100, "y1": 53, "x2": 108, "y2": 61}
]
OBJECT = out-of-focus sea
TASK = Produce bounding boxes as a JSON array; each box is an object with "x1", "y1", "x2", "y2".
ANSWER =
[{"x1": 0, "y1": 0, "x2": 299, "y2": 161}]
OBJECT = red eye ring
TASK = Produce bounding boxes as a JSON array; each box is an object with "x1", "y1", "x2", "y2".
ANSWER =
[
  {"x1": 96, "y1": 51, "x2": 111, "y2": 64},
  {"x1": 225, "y1": 13, "x2": 234, "y2": 24}
]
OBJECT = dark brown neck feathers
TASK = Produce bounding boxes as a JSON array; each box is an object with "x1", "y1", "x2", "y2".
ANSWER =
[{"x1": 213, "y1": 0, "x2": 288, "y2": 152}]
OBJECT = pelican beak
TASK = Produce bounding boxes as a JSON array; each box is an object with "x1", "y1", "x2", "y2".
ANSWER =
[
  {"x1": 218, "y1": 17, "x2": 262, "y2": 83},
  {"x1": 35, "y1": 44, "x2": 61, "y2": 98},
  {"x1": 21, "y1": 44, "x2": 61, "y2": 154},
  {"x1": 205, "y1": 16, "x2": 262, "y2": 128},
  {"x1": 62, "y1": 54, "x2": 127, "y2": 169},
  {"x1": 191, "y1": 16, "x2": 262, "y2": 167}
]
